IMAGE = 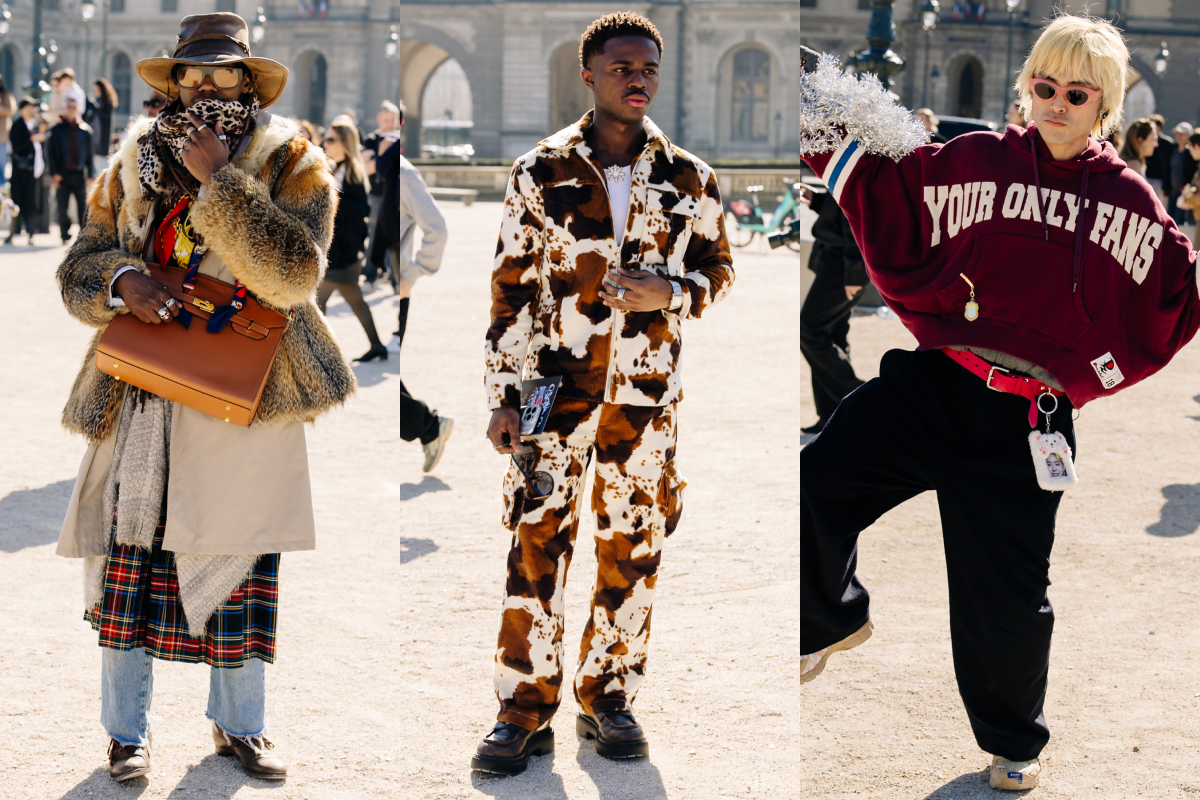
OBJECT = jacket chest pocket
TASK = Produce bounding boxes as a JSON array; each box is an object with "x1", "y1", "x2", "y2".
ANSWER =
[
  {"x1": 641, "y1": 188, "x2": 701, "y2": 276},
  {"x1": 935, "y1": 233, "x2": 1092, "y2": 348}
]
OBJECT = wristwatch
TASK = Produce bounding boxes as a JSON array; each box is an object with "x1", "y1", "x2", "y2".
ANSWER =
[{"x1": 668, "y1": 280, "x2": 684, "y2": 312}]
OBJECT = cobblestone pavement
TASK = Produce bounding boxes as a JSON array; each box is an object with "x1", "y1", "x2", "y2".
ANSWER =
[{"x1": 0, "y1": 207, "x2": 801, "y2": 800}]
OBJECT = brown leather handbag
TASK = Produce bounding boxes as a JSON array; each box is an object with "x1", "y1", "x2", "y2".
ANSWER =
[{"x1": 95, "y1": 264, "x2": 290, "y2": 426}]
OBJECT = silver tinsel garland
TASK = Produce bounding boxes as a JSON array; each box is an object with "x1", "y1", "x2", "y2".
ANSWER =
[{"x1": 799, "y1": 54, "x2": 930, "y2": 162}]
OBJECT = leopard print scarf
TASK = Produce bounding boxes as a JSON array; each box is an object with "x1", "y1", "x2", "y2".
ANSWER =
[{"x1": 136, "y1": 94, "x2": 259, "y2": 203}]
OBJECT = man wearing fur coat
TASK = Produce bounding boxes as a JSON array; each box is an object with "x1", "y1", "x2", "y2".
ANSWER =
[{"x1": 55, "y1": 13, "x2": 354, "y2": 782}]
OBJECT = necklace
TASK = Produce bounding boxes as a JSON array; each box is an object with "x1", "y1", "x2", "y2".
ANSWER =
[{"x1": 604, "y1": 164, "x2": 627, "y2": 183}]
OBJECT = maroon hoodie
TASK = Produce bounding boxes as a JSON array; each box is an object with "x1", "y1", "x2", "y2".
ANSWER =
[{"x1": 803, "y1": 122, "x2": 1200, "y2": 407}]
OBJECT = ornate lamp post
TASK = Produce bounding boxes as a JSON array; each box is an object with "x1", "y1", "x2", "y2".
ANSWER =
[
  {"x1": 81, "y1": 0, "x2": 95, "y2": 86},
  {"x1": 1155, "y1": 41, "x2": 1170, "y2": 76},
  {"x1": 921, "y1": 0, "x2": 938, "y2": 108},
  {"x1": 1003, "y1": 0, "x2": 1020, "y2": 116},
  {"x1": 252, "y1": 7, "x2": 267, "y2": 44},
  {"x1": 850, "y1": 0, "x2": 905, "y2": 88},
  {"x1": 28, "y1": 0, "x2": 44, "y2": 97}
]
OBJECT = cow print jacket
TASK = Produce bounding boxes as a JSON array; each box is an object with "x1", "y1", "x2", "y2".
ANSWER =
[{"x1": 485, "y1": 112, "x2": 734, "y2": 411}]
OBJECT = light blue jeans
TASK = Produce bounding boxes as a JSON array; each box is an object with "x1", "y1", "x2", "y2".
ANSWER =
[
  {"x1": 0, "y1": 141, "x2": 8, "y2": 187},
  {"x1": 100, "y1": 646, "x2": 267, "y2": 747}
]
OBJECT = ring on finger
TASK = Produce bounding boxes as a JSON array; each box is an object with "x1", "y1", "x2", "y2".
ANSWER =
[
  {"x1": 187, "y1": 127, "x2": 197, "y2": 135},
  {"x1": 156, "y1": 307, "x2": 171, "y2": 320},
  {"x1": 163, "y1": 297, "x2": 176, "y2": 309},
  {"x1": 196, "y1": 123, "x2": 208, "y2": 131},
  {"x1": 617, "y1": 286, "x2": 627, "y2": 301},
  {"x1": 217, "y1": 134, "x2": 227, "y2": 141}
]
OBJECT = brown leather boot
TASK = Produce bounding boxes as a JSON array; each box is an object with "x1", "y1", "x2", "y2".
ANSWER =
[
  {"x1": 108, "y1": 738, "x2": 151, "y2": 781},
  {"x1": 470, "y1": 722, "x2": 555, "y2": 775},
  {"x1": 576, "y1": 710, "x2": 649, "y2": 759},
  {"x1": 211, "y1": 722, "x2": 287, "y2": 780}
]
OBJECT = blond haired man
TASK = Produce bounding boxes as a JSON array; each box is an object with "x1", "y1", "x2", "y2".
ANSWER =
[{"x1": 798, "y1": 15, "x2": 1200, "y2": 790}]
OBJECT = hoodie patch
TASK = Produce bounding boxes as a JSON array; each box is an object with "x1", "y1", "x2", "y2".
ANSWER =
[{"x1": 1090, "y1": 352, "x2": 1124, "y2": 389}]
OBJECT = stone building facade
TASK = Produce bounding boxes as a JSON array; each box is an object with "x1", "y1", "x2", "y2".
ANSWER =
[
  {"x1": 0, "y1": 0, "x2": 802, "y2": 161},
  {"x1": 801, "y1": 0, "x2": 1200, "y2": 131}
]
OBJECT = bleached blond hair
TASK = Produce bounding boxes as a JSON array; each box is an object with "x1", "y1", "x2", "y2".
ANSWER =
[{"x1": 1015, "y1": 14, "x2": 1129, "y2": 139}]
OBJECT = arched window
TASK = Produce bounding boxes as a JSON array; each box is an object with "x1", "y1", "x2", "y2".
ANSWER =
[
  {"x1": 307, "y1": 54, "x2": 327, "y2": 125},
  {"x1": 111, "y1": 52, "x2": 131, "y2": 116},
  {"x1": 0, "y1": 46, "x2": 16, "y2": 95},
  {"x1": 952, "y1": 56, "x2": 984, "y2": 119},
  {"x1": 549, "y1": 42, "x2": 590, "y2": 132},
  {"x1": 732, "y1": 48, "x2": 770, "y2": 142}
]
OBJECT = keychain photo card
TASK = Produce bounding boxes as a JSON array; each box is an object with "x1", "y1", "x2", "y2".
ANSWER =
[{"x1": 1028, "y1": 430, "x2": 1079, "y2": 492}]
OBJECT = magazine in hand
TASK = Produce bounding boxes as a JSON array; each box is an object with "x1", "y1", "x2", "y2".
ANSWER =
[{"x1": 518, "y1": 376, "x2": 562, "y2": 439}]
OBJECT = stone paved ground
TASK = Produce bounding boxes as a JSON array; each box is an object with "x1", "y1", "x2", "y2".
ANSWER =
[{"x1": 0, "y1": 206, "x2": 801, "y2": 800}]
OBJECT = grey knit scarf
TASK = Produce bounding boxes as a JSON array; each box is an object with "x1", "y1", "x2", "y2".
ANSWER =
[{"x1": 84, "y1": 387, "x2": 260, "y2": 638}]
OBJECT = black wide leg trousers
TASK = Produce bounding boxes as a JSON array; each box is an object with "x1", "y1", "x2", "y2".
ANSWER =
[{"x1": 801, "y1": 347, "x2": 1076, "y2": 761}]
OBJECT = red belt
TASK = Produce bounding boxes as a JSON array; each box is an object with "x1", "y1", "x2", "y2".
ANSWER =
[{"x1": 941, "y1": 347, "x2": 1065, "y2": 428}]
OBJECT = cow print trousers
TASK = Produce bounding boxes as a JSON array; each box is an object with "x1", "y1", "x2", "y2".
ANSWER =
[{"x1": 492, "y1": 398, "x2": 685, "y2": 731}]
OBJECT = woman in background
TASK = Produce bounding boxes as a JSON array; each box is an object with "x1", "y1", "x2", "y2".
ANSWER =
[
  {"x1": 1119, "y1": 118, "x2": 1158, "y2": 177},
  {"x1": 318, "y1": 117, "x2": 385, "y2": 361},
  {"x1": 7, "y1": 98, "x2": 39, "y2": 245},
  {"x1": 92, "y1": 77, "x2": 117, "y2": 158}
]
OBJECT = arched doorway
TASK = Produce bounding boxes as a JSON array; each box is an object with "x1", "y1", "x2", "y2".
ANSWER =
[
  {"x1": 732, "y1": 47, "x2": 771, "y2": 142},
  {"x1": 420, "y1": 58, "x2": 473, "y2": 158},
  {"x1": 1123, "y1": 74, "x2": 1155, "y2": 127},
  {"x1": 110, "y1": 51, "x2": 132, "y2": 116},
  {"x1": 290, "y1": 51, "x2": 328, "y2": 126},
  {"x1": 951, "y1": 56, "x2": 984, "y2": 119},
  {"x1": 549, "y1": 42, "x2": 590, "y2": 132},
  {"x1": 396, "y1": 39, "x2": 453, "y2": 157}
]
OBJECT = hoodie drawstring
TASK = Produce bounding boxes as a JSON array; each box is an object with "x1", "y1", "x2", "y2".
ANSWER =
[
  {"x1": 1073, "y1": 163, "x2": 1090, "y2": 293},
  {"x1": 1030, "y1": 129, "x2": 1091, "y2": 294},
  {"x1": 1029, "y1": 132, "x2": 1050, "y2": 242}
]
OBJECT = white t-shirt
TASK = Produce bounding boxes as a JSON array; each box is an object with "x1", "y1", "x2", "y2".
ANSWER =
[{"x1": 604, "y1": 165, "x2": 632, "y2": 244}]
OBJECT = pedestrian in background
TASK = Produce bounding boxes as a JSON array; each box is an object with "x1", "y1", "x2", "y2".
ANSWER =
[
  {"x1": 798, "y1": 181, "x2": 867, "y2": 434},
  {"x1": 1006, "y1": 99, "x2": 1028, "y2": 128},
  {"x1": 317, "y1": 117, "x2": 385, "y2": 360},
  {"x1": 370, "y1": 103, "x2": 454, "y2": 470},
  {"x1": 296, "y1": 118, "x2": 321, "y2": 143},
  {"x1": 361, "y1": 99, "x2": 402, "y2": 290},
  {"x1": 0, "y1": 76, "x2": 14, "y2": 189},
  {"x1": 7, "y1": 98, "x2": 39, "y2": 245},
  {"x1": 1170, "y1": 122, "x2": 1196, "y2": 226},
  {"x1": 1177, "y1": 132, "x2": 1200, "y2": 247},
  {"x1": 1146, "y1": 113, "x2": 1175, "y2": 202},
  {"x1": 48, "y1": 68, "x2": 86, "y2": 124},
  {"x1": 915, "y1": 108, "x2": 946, "y2": 144},
  {"x1": 91, "y1": 77, "x2": 117, "y2": 158},
  {"x1": 142, "y1": 90, "x2": 167, "y2": 118},
  {"x1": 1119, "y1": 118, "x2": 1156, "y2": 178},
  {"x1": 47, "y1": 97, "x2": 94, "y2": 243},
  {"x1": 34, "y1": 110, "x2": 52, "y2": 234}
]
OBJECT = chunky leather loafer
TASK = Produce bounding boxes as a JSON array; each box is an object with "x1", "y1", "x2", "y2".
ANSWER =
[
  {"x1": 212, "y1": 722, "x2": 287, "y2": 780},
  {"x1": 576, "y1": 710, "x2": 649, "y2": 759},
  {"x1": 470, "y1": 722, "x2": 554, "y2": 775},
  {"x1": 108, "y1": 738, "x2": 151, "y2": 781}
]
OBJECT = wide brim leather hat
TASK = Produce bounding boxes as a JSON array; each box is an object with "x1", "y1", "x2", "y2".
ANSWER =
[{"x1": 136, "y1": 12, "x2": 288, "y2": 108}]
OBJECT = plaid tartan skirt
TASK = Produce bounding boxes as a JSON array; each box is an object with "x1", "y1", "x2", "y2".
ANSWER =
[{"x1": 85, "y1": 512, "x2": 280, "y2": 668}]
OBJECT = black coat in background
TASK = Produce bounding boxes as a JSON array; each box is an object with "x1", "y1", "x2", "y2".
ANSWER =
[
  {"x1": 8, "y1": 115, "x2": 35, "y2": 221},
  {"x1": 46, "y1": 119, "x2": 95, "y2": 178},
  {"x1": 325, "y1": 175, "x2": 370, "y2": 283},
  {"x1": 92, "y1": 95, "x2": 113, "y2": 157}
]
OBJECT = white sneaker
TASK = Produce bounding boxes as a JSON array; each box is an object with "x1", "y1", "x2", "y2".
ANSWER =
[
  {"x1": 990, "y1": 756, "x2": 1041, "y2": 790},
  {"x1": 422, "y1": 416, "x2": 454, "y2": 473},
  {"x1": 386, "y1": 334, "x2": 402, "y2": 353},
  {"x1": 800, "y1": 620, "x2": 873, "y2": 685},
  {"x1": 362, "y1": 279, "x2": 376, "y2": 293}
]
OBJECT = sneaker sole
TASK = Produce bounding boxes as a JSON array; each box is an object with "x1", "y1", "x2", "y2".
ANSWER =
[
  {"x1": 575, "y1": 714, "x2": 649, "y2": 760},
  {"x1": 799, "y1": 619, "x2": 873, "y2": 685},
  {"x1": 470, "y1": 726, "x2": 554, "y2": 775},
  {"x1": 424, "y1": 418, "x2": 454, "y2": 473}
]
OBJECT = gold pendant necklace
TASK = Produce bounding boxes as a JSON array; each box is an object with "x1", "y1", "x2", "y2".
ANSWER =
[{"x1": 960, "y1": 273, "x2": 979, "y2": 321}]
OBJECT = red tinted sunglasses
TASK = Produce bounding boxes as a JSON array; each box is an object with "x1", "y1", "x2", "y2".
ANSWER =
[{"x1": 1029, "y1": 78, "x2": 1102, "y2": 107}]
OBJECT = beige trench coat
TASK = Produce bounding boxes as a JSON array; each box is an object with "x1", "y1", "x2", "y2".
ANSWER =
[{"x1": 56, "y1": 249, "x2": 316, "y2": 558}]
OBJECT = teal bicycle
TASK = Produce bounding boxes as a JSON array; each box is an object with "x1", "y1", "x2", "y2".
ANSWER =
[{"x1": 725, "y1": 178, "x2": 804, "y2": 253}]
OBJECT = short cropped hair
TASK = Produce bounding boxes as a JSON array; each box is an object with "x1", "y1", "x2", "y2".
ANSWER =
[
  {"x1": 579, "y1": 12, "x2": 663, "y2": 70},
  {"x1": 1149, "y1": 113, "x2": 1166, "y2": 129},
  {"x1": 379, "y1": 100, "x2": 399, "y2": 117},
  {"x1": 1015, "y1": 14, "x2": 1128, "y2": 140},
  {"x1": 1188, "y1": 131, "x2": 1200, "y2": 148}
]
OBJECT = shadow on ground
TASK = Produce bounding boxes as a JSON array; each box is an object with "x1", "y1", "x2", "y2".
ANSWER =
[
  {"x1": 350, "y1": 352, "x2": 399, "y2": 388},
  {"x1": 1146, "y1": 484, "x2": 1200, "y2": 537},
  {"x1": 401, "y1": 476, "x2": 450, "y2": 501},
  {"x1": 56, "y1": 756, "x2": 286, "y2": 798},
  {"x1": 922, "y1": 770, "x2": 1025, "y2": 798},
  {"x1": 398, "y1": 537, "x2": 439, "y2": 564},
  {"x1": 576, "y1": 747, "x2": 667, "y2": 800},
  {"x1": 471, "y1": 750, "x2": 567, "y2": 799},
  {"x1": 0, "y1": 478, "x2": 74, "y2": 552}
]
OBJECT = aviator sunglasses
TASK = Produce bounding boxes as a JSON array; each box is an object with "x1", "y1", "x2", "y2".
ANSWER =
[
  {"x1": 1029, "y1": 77, "x2": 1102, "y2": 107},
  {"x1": 173, "y1": 64, "x2": 246, "y2": 90}
]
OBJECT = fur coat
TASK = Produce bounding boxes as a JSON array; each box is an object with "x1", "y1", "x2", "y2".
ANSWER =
[{"x1": 57, "y1": 112, "x2": 356, "y2": 445}]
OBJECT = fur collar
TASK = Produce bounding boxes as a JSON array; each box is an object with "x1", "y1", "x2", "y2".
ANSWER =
[{"x1": 112, "y1": 111, "x2": 302, "y2": 242}]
